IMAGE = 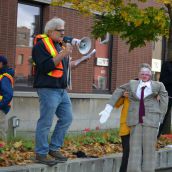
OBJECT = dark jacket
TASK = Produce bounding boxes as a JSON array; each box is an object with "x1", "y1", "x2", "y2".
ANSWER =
[
  {"x1": 0, "y1": 67, "x2": 14, "y2": 114},
  {"x1": 32, "y1": 38, "x2": 69, "y2": 88},
  {"x1": 160, "y1": 61, "x2": 172, "y2": 98}
]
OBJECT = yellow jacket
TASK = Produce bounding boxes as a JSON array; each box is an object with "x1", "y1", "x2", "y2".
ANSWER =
[{"x1": 115, "y1": 97, "x2": 130, "y2": 136}]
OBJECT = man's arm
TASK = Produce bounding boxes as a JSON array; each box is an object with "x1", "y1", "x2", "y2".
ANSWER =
[
  {"x1": 108, "y1": 83, "x2": 130, "y2": 107},
  {"x1": 70, "y1": 49, "x2": 96, "y2": 69},
  {"x1": 32, "y1": 43, "x2": 72, "y2": 74},
  {"x1": 32, "y1": 43, "x2": 56, "y2": 74},
  {"x1": 158, "y1": 82, "x2": 169, "y2": 121},
  {"x1": 0, "y1": 77, "x2": 13, "y2": 108},
  {"x1": 53, "y1": 44, "x2": 73, "y2": 66},
  {"x1": 99, "y1": 83, "x2": 130, "y2": 124}
]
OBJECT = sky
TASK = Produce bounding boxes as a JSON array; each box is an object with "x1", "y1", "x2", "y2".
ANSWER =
[
  {"x1": 17, "y1": 3, "x2": 40, "y2": 29},
  {"x1": 17, "y1": 3, "x2": 40, "y2": 46}
]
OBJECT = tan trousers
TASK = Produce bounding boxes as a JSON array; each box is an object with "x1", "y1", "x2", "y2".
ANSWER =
[{"x1": 0, "y1": 110, "x2": 6, "y2": 141}]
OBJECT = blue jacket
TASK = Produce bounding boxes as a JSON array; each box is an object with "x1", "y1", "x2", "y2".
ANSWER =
[{"x1": 0, "y1": 67, "x2": 14, "y2": 114}]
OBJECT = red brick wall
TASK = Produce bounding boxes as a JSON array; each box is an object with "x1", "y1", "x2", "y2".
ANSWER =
[
  {"x1": 0, "y1": 1, "x2": 154, "y2": 93},
  {"x1": 111, "y1": 37, "x2": 152, "y2": 92},
  {"x1": 15, "y1": 47, "x2": 32, "y2": 78},
  {"x1": 0, "y1": 0, "x2": 17, "y2": 68}
]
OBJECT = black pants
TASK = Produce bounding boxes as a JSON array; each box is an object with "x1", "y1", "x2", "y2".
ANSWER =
[{"x1": 119, "y1": 134, "x2": 130, "y2": 172}]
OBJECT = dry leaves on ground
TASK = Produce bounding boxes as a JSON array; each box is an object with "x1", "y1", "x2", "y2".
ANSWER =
[{"x1": 0, "y1": 133, "x2": 172, "y2": 167}]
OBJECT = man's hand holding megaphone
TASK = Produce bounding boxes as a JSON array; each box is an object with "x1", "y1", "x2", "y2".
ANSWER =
[
  {"x1": 62, "y1": 36, "x2": 96, "y2": 67},
  {"x1": 63, "y1": 36, "x2": 91, "y2": 55},
  {"x1": 53, "y1": 43, "x2": 73, "y2": 66},
  {"x1": 63, "y1": 43, "x2": 73, "y2": 56}
]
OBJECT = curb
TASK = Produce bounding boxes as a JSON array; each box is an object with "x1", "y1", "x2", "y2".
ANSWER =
[{"x1": 0, "y1": 149, "x2": 172, "y2": 172}]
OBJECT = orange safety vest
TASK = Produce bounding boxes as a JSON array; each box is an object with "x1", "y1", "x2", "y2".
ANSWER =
[
  {"x1": 34, "y1": 34, "x2": 63, "y2": 78},
  {"x1": 0, "y1": 73, "x2": 14, "y2": 106}
]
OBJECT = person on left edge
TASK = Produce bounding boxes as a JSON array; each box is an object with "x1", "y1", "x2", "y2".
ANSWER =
[
  {"x1": 32, "y1": 17, "x2": 94, "y2": 166},
  {"x1": 0, "y1": 55, "x2": 14, "y2": 141}
]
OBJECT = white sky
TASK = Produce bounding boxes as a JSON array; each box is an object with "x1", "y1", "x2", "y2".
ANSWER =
[
  {"x1": 17, "y1": 3, "x2": 40, "y2": 46},
  {"x1": 17, "y1": 3, "x2": 40, "y2": 29}
]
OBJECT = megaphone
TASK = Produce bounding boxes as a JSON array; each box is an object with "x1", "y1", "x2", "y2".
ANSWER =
[{"x1": 63, "y1": 36, "x2": 91, "y2": 54}]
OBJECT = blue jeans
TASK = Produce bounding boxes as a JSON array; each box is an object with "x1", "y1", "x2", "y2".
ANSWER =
[{"x1": 35, "y1": 88, "x2": 73, "y2": 155}]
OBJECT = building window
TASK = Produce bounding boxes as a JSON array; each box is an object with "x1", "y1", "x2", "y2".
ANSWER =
[
  {"x1": 18, "y1": 33, "x2": 26, "y2": 39},
  {"x1": 17, "y1": 54, "x2": 24, "y2": 65},
  {"x1": 93, "y1": 39, "x2": 110, "y2": 93},
  {"x1": 15, "y1": 1, "x2": 42, "y2": 91},
  {"x1": 98, "y1": 76, "x2": 107, "y2": 90}
]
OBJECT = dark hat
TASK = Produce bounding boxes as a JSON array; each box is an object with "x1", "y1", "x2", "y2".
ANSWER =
[{"x1": 0, "y1": 56, "x2": 8, "y2": 65}]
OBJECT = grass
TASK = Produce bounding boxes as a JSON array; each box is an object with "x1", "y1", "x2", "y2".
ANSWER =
[{"x1": 64, "y1": 129, "x2": 121, "y2": 146}]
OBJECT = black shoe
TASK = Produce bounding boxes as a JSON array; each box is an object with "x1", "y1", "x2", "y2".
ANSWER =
[
  {"x1": 49, "y1": 150, "x2": 68, "y2": 162},
  {"x1": 35, "y1": 154, "x2": 58, "y2": 166}
]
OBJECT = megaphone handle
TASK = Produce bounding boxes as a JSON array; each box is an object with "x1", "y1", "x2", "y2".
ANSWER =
[{"x1": 72, "y1": 38, "x2": 81, "y2": 46}]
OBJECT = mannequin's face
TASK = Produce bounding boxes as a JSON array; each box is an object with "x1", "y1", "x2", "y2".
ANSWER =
[{"x1": 139, "y1": 72, "x2": 151, "y2": 82}]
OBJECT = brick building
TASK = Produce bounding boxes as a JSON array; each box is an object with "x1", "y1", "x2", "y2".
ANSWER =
[{"x1": 0, "y1": 0, "x2": 159, "y2": 94}]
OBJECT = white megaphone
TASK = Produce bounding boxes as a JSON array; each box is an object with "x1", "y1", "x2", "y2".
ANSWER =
[{"x1": 63, "y1": 36, "x2": 91, "y2": 54}]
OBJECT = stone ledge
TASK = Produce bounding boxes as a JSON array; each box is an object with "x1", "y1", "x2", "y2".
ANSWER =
[
  {"x1": 14, "y1": 91, "x2": 111, "y2": 99},
  {"x1": 0, "y1": 149, "x2": 172, "y2": 172}
]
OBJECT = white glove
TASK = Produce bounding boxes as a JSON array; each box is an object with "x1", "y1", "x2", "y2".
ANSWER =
[{"x1": 99, "y1": 104, "x2": 113, "y2": 124}]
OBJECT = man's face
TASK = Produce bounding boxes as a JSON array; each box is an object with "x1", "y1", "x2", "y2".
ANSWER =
[
  {"x1": 139, "y1": 72, "x2": 151, "y2": 82},
  {"x1": 49, "y1": 25, "x2": 65, "y2": 42}
]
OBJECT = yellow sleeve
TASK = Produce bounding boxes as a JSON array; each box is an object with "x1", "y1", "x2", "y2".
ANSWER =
[{"x1": 114, "y1": 97, "x2": 124, "y2": 108}]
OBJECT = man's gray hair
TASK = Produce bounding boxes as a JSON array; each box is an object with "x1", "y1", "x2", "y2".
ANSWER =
[
  {"x1": 140, "y1": 63, "x2": 152, "y2": 71},
  {"x1": 44, "y1": 17, "x2": 65, "y2": 34}
]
